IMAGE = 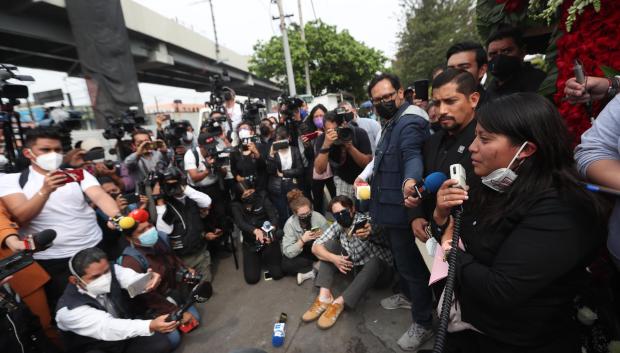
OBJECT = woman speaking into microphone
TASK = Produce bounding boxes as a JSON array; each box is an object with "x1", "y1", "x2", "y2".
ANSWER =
[{"x1": 431, "y1": 92, "x2": 607, "y2": 353}]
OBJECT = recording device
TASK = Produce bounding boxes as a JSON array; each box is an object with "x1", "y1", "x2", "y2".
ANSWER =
[
  {"x1": 175, "y1": 268, "x2": 203, "y2": 286},
  {"x1": 573, "y1": 59, "x2": 586, "y2": 84},
  {"x1": 242, "y1": 98, "x2": 266, "y2": 126},
  {"x1": 336, "y1": 126, "x2": 354, "y2": 142},
  {"x1": 244, "y1": 174, "x2": 257, "y2": 189},
  {"x1": 414, "y1": 79, "x2": 430, "y2": 101},
  {"x1": 163, "y1": 120, "x2": 192, "y2": 146},
  {"x1": 278, "y1": 95, "x2": 304, "y2": 121},
  {"x1": 351, "y1": 217, "x2": 369, "y2": 233},
  {"x1": 449, "y1": 164, "x2": 467, "y2": 189},
  {"x1": 165, "y1": 281, "x2": 213, "y2": 322},
  {"x1": 301, "y1": 131, "x2": 320, "y2": 141},
  {"x1": 411, "y1": 172, "x2": 448, "y2": 199},
  {"x1": 356, "y1": 184, "x2": 371, "y2": 201},
  {"x1": 0, "y1": 64, "x2": 34, "y2": 173},
  {"x1": 256, "y1": 221, "x2": 275, "y2": 252},
  {"x1": 335, "y1": 107, "x2": 354, "y2": 123},
  {"x1": 121, "y1": 193, "x2": 140, "y2": 205},
  {"x1": 52, "y1": 168, "x2": 84, "y2": 184},
  {"x1": 272, "y1": 139, "x2": 290, "y2": 151},
  {"x1": 206, "y1": 73, "x2": 230, "y2": 117},
  {"x1": 83, "y1": 148, "x2": 105, "y2": 162},
  {"x1": 0, "y1": 230, "x2": 57, "y2": 281},
  {"x1": 102, "y1": 107, "x2": 145, "y2": 140},
  {"x1": 202, "y1": 115, "x2": 228, "y2": 136}
]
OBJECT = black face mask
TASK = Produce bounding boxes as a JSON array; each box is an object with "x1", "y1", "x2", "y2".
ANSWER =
[
  {"x1": 333, "y1": 209, "x2": 353, "y2": 228},
  {"x1": 242, "y1": 193, "x2": 256, "y2": 206},
  {"x1": 488, "y1": 54, "x2": 522, "y2": 81},
  {"x1": 375, "y1": 100, "x2": 398, "y2": 120},
  {"x1": 298, "y1": 213, "x2": 312, "y2": 230}
]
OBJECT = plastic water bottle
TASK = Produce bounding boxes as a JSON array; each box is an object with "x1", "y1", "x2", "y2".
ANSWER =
[{"x1": 272, "y1": 322, "x2": 286, "y2": 347}]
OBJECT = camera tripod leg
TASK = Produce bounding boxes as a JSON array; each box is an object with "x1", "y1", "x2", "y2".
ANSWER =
[{"x1": 229, "y1": 231, "x2": 239, "y2": 270}]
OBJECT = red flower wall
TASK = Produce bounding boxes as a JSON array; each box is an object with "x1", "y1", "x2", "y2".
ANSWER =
[
  {"x1": 554, "y1": 0, "x2": 620, "y2": 142},
  {"x1": 495, "y1": 0, "x2": 528, "y2": 12}
]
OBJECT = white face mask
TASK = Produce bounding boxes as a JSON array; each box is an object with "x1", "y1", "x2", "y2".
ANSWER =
[
  {"x1": 480, "y1": 141, "x2": 528, "y2": 193},
  {"x1": 31, "y1": 150, "x2": 63, "y2": 171},
  {"x1": 83, "y1": 272, "x2": 112, "y2": 296},
  {"x1": 238, "y1": 129, "x2": 252, "y2": 139},
  {"x1": 185, "y1": 131, "x2": 194, "y2": 141}
]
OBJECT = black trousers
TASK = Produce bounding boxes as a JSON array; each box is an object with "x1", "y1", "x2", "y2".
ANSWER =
[
  {"x1": 444, "y1": 329, "x2": 580, "y2": 353},
  {"x1": 281, "y1": 242, "x2": 317, "y2": 275},
  {"x1": 37, "y1": 257, "x2": 71, "y2": 313},
  {"x1": 197, "y1": 183, "x2": 233, "y2": 234},
  {"x1": 311, "y1": 177, "x2": 336, "y2": 214},
  {"x1": 241, "y1": 241, "x2": 283, "y2": 284},
  {"x1": 84, "y1": 332, "x2": 172, "y2": 353}
]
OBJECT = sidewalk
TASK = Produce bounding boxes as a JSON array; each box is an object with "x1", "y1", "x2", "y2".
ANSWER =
[{"x1": 178, "y1": 246, "x2": 434, "y2": 353}]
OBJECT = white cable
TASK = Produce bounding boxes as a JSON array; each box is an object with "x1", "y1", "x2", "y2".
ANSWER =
[{"x1": 6, "y1": 313, "x2": 25, "y2": 353}]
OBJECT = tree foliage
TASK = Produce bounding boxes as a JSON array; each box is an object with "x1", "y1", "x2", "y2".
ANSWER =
[
  {"x1": 249, "y1": 20, "x2": 387, "y2": 99},
  {"x1": 394, "y1": 0, "x2": 479, "y2": 85}
]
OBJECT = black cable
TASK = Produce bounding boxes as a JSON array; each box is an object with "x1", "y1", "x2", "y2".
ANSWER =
[{"x1": 432, "y1": 206, "x2": 463, "y2": 353}]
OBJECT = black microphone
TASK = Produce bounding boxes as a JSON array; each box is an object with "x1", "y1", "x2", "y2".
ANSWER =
[
  {"x1": 25, "y1": 229, "x2": 57, "y2": 252},
  {"x1": 166, "y1": 281, "x2": 213, "y2": 322}
]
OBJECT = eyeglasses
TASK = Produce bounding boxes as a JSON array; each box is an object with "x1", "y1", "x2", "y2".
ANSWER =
[{"x1": 371, "y1": 91, "x2": 397, "y2": 105}]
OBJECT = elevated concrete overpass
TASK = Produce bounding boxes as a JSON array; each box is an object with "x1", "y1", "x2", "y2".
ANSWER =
[{"x1": 0, "y1": 0, "x2": 281, "y2": 98}]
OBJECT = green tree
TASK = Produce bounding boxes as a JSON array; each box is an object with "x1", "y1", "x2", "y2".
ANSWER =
[
  {"x1": 394, "y1": 0, "x2": 479, "y2": 86},
  {"x1": 249, "y1": 20, "x2": 387, "y2": 99}
]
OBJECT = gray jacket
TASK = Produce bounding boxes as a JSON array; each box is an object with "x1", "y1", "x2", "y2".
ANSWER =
[{"x1": 281, "y1": 211, "x2": 329, "y2": 259}]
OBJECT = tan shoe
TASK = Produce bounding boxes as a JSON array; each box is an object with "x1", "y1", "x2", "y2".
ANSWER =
[
  {"x1": 302, "y1": 297, "x2": 330, "y2": 323},
  {"x1": 317, "y1": 302, "x2": 344, "y2": 329}
]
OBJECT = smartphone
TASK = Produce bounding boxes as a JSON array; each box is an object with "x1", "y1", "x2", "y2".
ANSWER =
[
  {"x1": 53, "y1": 169, "x2": 84, "y2": 183},
  {"x1": 127, "y1": 272, "x2": 153, "y2": 298},
  {"x1": 450, "y1": 164, "x2": 467, "y2": 189},
  {"x1": 302, "y1": 131, "x2": 320, "y2": 141},
  {"x1": 414, "y1": 79, "x2": 430, "y2": 101},
  {"x1": 351, "y1": 218, "x2": 369, "y2": 233},
  {"x1": 83, "y1": 148, "x2": 105, "y2": 162},
  {"x1": 311, "y1": 227, "x2": 320, "y2": 233},
  {"x1": 0, "y1": 252, "x2": 34, "y2": 281},
  {"x1": 263, "y1": 271, "x2": 273, "y2": 281},
  {"x1": 122, "y1": 193, "x2": 140, "y2": 205},
  {"x1": 272, "y1": 139, "x2": 290, "y2": 151}
]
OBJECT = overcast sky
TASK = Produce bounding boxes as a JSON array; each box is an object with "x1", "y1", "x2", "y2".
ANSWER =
[{"x1": 18, "y1": 0, "x2": 403, "y2": 107}]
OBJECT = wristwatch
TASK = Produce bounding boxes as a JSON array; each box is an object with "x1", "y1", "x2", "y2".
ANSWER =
[{"x1": 607, "y1": 76, "x2": 620, "y2": 99}]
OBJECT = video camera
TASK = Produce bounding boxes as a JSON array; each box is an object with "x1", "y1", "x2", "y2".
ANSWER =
[
  {"x1": 201, "y1": 115, "x2": 228, "y2": 136},
  {"x1": 102, "y1": 106, "x2": 145, "y2": 140},
  {"x1": 0, "y1": 230, "x2": 56, "y2": 282},
  {"x1": 175, "y1": 268, "x2": 202, "y2": 287},
  {"x1": 277, "y1": 95, "x2": 304, "y2": 122},
  {"x1": 241, "y1": 98, "x2": 265, "y2": 126},
  {"x1": 163, "y1": 119, "x2": 192, "y2": 146},
  {"x1": 206, "y1": 73, "x2": 231, "y2": 117}
]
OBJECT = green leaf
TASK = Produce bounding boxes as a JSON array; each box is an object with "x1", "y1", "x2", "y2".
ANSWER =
[{"x1": 600, "y1": 65, "x2": 620, "y2": 78}]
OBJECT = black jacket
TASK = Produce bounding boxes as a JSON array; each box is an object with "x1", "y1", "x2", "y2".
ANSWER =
[
  {"x1": 162, "y1": 196, "x2": 206, "y2": 256},
  {"x1": 266, "y1": 146, "x2": 304, "y2": 195},
  {"x1": 452, "y1": 189, "x2": 603, "y2": 350},
  {"x1": 408, "y1": 119, "x2": 479, "y2": 222},
  {"x1": 231, "y1": 193, "x2": 279, "y2": 246}
]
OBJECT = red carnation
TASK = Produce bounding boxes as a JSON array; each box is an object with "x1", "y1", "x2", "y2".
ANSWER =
[{"x1": 495, "y1": 0, "x2": 527, "y2": 12}]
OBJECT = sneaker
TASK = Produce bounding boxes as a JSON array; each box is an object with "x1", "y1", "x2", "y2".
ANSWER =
[
  {"x1": 297, "y1": 270, "x2": 315, "y2": 285},
  {"x1": 317, "y1": 302, "x2": 344, "y2": 329},
  {"x1": 302, "y1": 297, "x2": 331, "y2": 323},
  {"x1": 380, "y1": 293, "x2": 412, "y2": 310},
  {"x1": 397, "y1": 323, "x2": 434, "y2": 351}
]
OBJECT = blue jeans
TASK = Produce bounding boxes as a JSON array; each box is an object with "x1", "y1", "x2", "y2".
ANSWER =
[
  {"x1": 385, "y1": 227, "x2": 433, "y2": 328},
  {"x1": 167, "y1": 305, "x2": 201, "y2": 349}
]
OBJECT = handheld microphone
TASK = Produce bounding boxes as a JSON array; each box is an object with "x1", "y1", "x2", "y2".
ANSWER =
[
  {"x1": 166, "y1": 281, "x2": 213, "y2": 322},
  {"x1": 412, "y1": 172, "x2": 448, "y2": 199},
  {"x1": 25, "y1": 229, "x2": 57, "y2": 252}
]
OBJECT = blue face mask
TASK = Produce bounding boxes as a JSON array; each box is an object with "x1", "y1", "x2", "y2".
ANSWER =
[{"x1": 138, "y1": 227, "x2": 158, "y2": 247}]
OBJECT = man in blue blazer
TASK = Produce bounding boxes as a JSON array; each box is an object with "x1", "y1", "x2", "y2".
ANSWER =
[{"x1": 367, "y1": 73, "x2": 434, "y2": 351}]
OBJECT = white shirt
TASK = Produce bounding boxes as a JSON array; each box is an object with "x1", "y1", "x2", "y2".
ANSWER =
[
  {"x1": 278, "y1": 147, "x2": 293, "y2": 171},
  {"x1": 225, "y1": 103, "x2": 243, "y2": 133},
  {"x1": 0, "y1": 167, "x2": 102, "y2": 260},
  {"x1": 56, "y1": 265, "x2": 153, "y2": 341},
  {"x1": 184, "y1": 147, "x2": 218, "y2": 187},
  {"x1": 357, "y1": 129, "x2": 382, "y2": 182},
  {"x1": 155, "y1": 185, "x2": 212, "y2": 234}
]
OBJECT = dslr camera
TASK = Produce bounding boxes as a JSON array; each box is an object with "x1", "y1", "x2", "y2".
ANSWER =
[
  {"x1": 277, "y1": 95, "x2": 304, "y2": 122},
  {"x1": 333, "y1": 107, "x2": 354, "y2": 143},
  {"x1": 175, "y1": 268, "x2": 202, "y2": 286}
]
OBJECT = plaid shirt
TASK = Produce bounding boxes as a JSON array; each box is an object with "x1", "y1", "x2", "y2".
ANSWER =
[{"x1": 314, "y1": 212, "x2": 393, "y2": 267}]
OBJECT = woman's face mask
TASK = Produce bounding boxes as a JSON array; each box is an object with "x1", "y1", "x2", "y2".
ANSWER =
[
  {"x1": 333, "y1": 209, "x2": 353, "y2": 228},
  {"x1": 480, "y1": 141, "x2": 529, "y2": 193},
  {"x1": 137, "y1": 227, "x2": 158, "y2": 247}
]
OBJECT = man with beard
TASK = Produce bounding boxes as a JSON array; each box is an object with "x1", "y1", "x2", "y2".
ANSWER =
[
  {"x1": 484, "y1": 26, "x2": 546, "y2": 102},
  {"x1": 408, "y1": 69, "x2": 480, "y2": 244},
  {"x1": 365, "y1": 73, "x2": 433, "y2": 351}
]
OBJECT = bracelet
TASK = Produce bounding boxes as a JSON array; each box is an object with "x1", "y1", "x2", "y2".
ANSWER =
[{"x1": 319, "y1": 147, "x2": 330, "y2": 154}]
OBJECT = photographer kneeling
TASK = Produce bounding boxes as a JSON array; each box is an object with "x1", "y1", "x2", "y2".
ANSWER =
[
  {"x1": 302, "y1": 196, "x2": 393, "y2": 330},
  {"x1": 231, "y1": 181, "x2": 284, "y2": 284},
  {"x1": 153, "y1": 166, "x2": 214, "y2": 282},
  {"x1": 56, "y1": 247, "x2": 175, "y2": 353},
  {"x1": 281, "y1": 189, "x2": 328, "y2": 284},
  {"x1": 119, "y1": 213, "x2": 201, "y2": 349}
]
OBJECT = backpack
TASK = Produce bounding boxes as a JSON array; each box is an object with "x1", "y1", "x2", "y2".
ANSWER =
[{"x1": 116, "y1": 232, "x2": 170, "y2": 272}]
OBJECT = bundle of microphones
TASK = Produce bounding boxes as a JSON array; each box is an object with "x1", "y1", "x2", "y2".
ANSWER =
[{"x1": 1, "y1": 229, "x2": 57, "y2": 281}]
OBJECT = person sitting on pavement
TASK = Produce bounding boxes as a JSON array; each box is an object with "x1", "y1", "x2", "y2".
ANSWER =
[
  {"x1": 119, "y1": 213, "x2": 202, "y2": 349},
  {"x1": 302, "y1": 195, "x2": 393, "y2": 330},
  {"x1": 281, "y1": 189, "x2": 329, "y2": 285},
  {"x1": 55, "y1": 247, "x2": 176, "y2": 353}
]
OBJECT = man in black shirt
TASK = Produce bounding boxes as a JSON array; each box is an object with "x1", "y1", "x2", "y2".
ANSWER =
[
  {"x1": 409, "y1": 69, "x2": 481, "y2": 244},
  {"x1": 314, "y1": 109, "x2": 372, "y2": 199},
  {"x1": 484, "y1": 26, "x2": 546, "y2": 102}
]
